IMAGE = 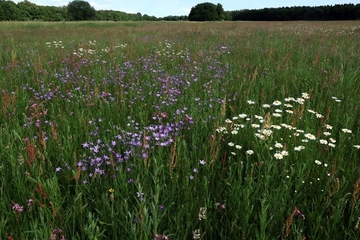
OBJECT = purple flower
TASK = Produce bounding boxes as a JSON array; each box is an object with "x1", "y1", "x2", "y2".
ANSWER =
[
  {"x1": 199, "y1": 160, "x2": 205, "y2": 165},
  {"x1": 91, "y1": 145, "x2": 100, "y2": 153},
  {"x1": 189, "y1": 175, "x2": 194, "y2": 180},
  {"x1": 154, "y1": 234, "x2": 169, "y2": 240},
  {"x1": 55, "y1": 167, "x2": 62, "y2": 172},
  {"x1": 12, "y1": 203, "x2": 24, "y2": 213},
  {"x1": 27, "y1": 199, "x2": 33, "y2": 206},
  {"x1": 51, "y1": 228, "x2": 65, "y2": 240},
  {"x1": 294, "y1": 207, "x2": 305, "y2": 220}
]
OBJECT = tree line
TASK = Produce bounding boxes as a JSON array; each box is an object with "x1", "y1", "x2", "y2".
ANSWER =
[
  {"x1": 230, "y1": 4, "x2": 360, "y2": 21},
  {"x1": 0, "y1": 1, "x2": 359, "y2": 22},
  {"x1": 0, "y1": 0, "x2": 190, "y2": 21},
  {"x1": 0, "y1": 0, "x2": 160, "y2": 21}
]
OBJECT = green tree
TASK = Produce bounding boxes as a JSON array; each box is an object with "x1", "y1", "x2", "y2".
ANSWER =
[
  {"x1": 17, "y1": 0, "x2": 41, "y2": 20},
  {"x1": 143, "y1": 14, "x2": 157, "y2": 21},
  {"x1": 0, "y1": 1, "x2": 26, "y2": 20},
  {"x1": 67, "y1": 0, "x2": 96, "y2": 20},
  {"x1": 127, "y1": 12, "x2": 142, "y2": 21},
  {"x1": 188, "y1": 2, "x2": 224, "y2": 21},
  {"x1": 216, "y1": 3, "x2": 225, "y2": 20}
]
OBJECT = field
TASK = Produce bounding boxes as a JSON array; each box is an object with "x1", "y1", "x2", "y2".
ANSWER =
[{"x1": 1, "y1": 21, "x2": 360, "y2": 239}]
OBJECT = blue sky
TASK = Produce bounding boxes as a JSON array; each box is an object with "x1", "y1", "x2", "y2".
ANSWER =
[{"x1": 14, "y1": 1, "x2": 360, "y2": 17}]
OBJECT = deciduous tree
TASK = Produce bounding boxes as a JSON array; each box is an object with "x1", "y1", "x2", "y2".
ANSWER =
[
  {"x1": 67, "y1": 0, "x2": 96, "y2": 21},
  {"x1": 189, "y1": 2, "x2": 224, "y2": 21}
]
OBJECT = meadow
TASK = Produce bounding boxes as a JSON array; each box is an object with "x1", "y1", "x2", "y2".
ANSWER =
[{"x1": 1, "y1": 20, "x2": 360, "y2": 239}]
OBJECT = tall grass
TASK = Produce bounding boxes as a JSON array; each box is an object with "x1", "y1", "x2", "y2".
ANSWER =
[{"x1": 1, "y1": 21, "x2": 360, "y2": 239}]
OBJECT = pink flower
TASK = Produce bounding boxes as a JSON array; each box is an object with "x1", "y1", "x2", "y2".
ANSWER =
[
  {"x1": 27, "y1": 199, "x2": 33, "y2": 206},
  {"x1": 51, "y1": 228, "x2": 65, "y2": 240},
  {"x1": 154, "y1": 234, "x2": 169, "y2": 240},
  {"x1": 12, "y1": 203, "x2": 24, "y2": 213},
  {"x1": 160, "y1": 112, "x2": 167, "y2": 118},
  {"x1": 294, "y1": 207, "x2": 305, "y2": 220}
]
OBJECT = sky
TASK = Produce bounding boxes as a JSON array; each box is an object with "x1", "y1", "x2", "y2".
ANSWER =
[{"x1": 13, "y1": 0, "x2": 360, "y2": 18}]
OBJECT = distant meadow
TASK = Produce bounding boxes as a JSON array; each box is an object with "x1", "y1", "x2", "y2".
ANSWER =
[{"x1": 1, "y1": 21, "x2": 360, "y2": 239}]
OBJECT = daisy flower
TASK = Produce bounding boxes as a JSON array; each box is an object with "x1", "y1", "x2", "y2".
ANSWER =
[
  {"x1": 274, "y1": 152, "x2": 283, "y2": 159},
  {"x1": 246, "y1": 150, "x2": 254, "y2": 155},
  {"x1": 272, "y1": 100, "x2": 282, "y2": 106},
  {"x1": 342, "y1": 128, "x2": 352, "y2": 133},
  {"x1": 315, "y1": 160, "x2": 322, "y2": 165}
]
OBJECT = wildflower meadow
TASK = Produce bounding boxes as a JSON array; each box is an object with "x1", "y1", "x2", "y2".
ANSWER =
[{"x1": 1, "y1": 21, "x2": 360, "y2": 239}]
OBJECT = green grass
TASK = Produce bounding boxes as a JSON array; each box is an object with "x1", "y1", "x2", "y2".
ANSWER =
[{"x1": 1, "y1": 21, "x2": 360, "y2": 239}]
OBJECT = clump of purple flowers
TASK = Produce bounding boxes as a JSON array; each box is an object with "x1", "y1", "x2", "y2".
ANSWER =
[
  {"x1": 12, "y1": 203, "x2": 24, "y2": 213},
  {"x1": 51, "y1": 228, "x2": 65, "y2": 240},
  {"x1": 154, "y1": 234, "x2": 169, "y2": 240}
]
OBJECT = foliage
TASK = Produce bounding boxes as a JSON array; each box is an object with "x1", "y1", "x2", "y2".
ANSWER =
[
  {"x1": 0, "y1": 1, "x2": 27, "y2": 21},
  {"x1": 127, "y1": 12, "x2": 143, "y2": 21},
  {"x1": 0, "y1": 0, "x2": 149, "y2": 21},
  {"x1": 67, "y1": 0, "x2": 96, "y2": 21},
  {"x1": 96, "y1": 10, "x2": 130, "y2": 21},
  {"x1": 230, "y1": 3, "x2": 360, "y2": 21},
  {"x1": 141, "y1": 14, "x2": 158, "y2": 21},
  {"x1": 160, "y1": 15, "x2": 188, "y2": 21},
  {"x1": 188, "y1": 2, "x2": 225, "y2": 21},
  {"x1": 0, "y1": 0, "x2": 67, "y2": 21}
]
